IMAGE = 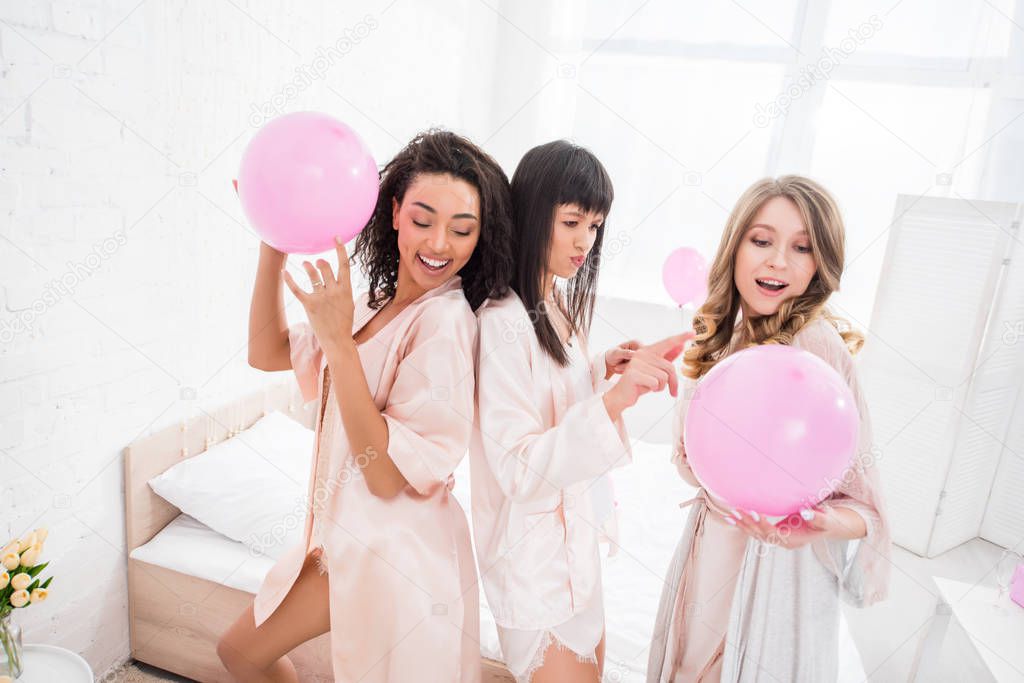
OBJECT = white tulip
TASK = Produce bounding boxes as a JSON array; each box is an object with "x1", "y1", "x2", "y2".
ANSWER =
[
  {"x1": 10, "y1": 572, "x2": 30, "y2": 591},
  {"x1": 19, "y1": 546, "x2": 40, "y2": 568},
  {"x1": 9, "y1": 589, "x2": 29, "y2": 608},
  {"x1": 29, "y1": 588, "x2": 48, "y2": 604},
  {"x1": 0, "y1": 553, "x2": 18, "y2": 571},
  {"x1": 0, "y1": 571, "x2": 8, "y2": 589},
  {"x1": 17, "y1": 533, "x2": 37, "y2": 553}
]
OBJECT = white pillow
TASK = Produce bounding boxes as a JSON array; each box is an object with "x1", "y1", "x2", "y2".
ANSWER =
[{"x1": 148, "y1": 410, "x2": 314, "y2": 561}]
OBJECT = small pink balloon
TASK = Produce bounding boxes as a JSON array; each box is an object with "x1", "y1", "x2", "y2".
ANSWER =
[
  {"x1": 662, "y1": 247, "x2": 708, "y2": 307},
  {"x1": 237, "y1": 111, "x2": 379, "y2": 254},
  {"x1": 683, "y1": 344, "x2": 859, "y2": 516}
]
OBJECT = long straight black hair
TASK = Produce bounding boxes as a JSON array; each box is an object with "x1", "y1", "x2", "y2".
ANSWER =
[{"x1": 509, "y1": 140, "x2": 614, "y2": 367}]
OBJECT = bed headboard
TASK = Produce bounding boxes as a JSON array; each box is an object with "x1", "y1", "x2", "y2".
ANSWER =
[{"x1": 123, "y1": 382, "x2": 316, "y2": 553}]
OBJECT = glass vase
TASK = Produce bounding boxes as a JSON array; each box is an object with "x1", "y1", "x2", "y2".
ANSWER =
[{"x1": 0, "y1": 612, "x2": 23, "y2": 679}]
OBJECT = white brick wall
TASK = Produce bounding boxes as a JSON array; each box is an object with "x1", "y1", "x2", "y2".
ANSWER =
[{"x1": 0, "y1": 1, "x2": 505, "y2": 676}]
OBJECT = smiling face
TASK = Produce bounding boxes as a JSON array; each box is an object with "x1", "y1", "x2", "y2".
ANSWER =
[
  {"x1": 392, "y1": 173, "x2": 481, "y2": 294},
  {"x1": 544, "y1": 203, "x2": 604, "y2": 282},
  {"x1": 733, "y1": 196, "x2": 817, "y2": 317}
]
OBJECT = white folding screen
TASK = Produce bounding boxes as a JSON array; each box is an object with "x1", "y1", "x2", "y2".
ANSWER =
[
  {"x1": 860, "y1": 195, "x2": 1021, "y2": 557},
  {"x1": 979, "y1": 215, "x2": 1024, "y2": 552},
  {"x1": 932, "y1": 210, "x2": 1024, "y2": 556}
]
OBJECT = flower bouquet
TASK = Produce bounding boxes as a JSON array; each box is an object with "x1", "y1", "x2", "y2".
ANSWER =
[{"x1": 0, "y1": 528, "x2": 54, "y2": 679}]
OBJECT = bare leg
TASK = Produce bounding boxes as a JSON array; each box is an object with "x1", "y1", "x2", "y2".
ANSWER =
[
  {"x1": 217, "y1": 548, "x2": 331, "y2": 682},
  {"x1": 596, "y1": 631, "x2": 606, "y2": 677},
  {"x1": 530, "y1": 639, "x2": 601, "y2": 683}
]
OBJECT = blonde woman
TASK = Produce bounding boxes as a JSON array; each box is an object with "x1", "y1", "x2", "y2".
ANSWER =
[{"x1": 647, "y1": 176, "x2": 891, "y2": 682}]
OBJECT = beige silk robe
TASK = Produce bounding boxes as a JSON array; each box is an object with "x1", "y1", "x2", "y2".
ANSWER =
[
  {"x1": 469, "y1": 292, "x2": 631, "y2": 631},
  {"x1": 648, "y1": 316, "x2": 892, "y2": 683},
  {"x1": 253, "y1": 276, "x2": 481, "y2": 683}
]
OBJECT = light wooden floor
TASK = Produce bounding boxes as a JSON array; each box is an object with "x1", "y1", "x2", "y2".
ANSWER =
[
  {"x1": 105, "y1": 660, "x2": 197, "y2": 681},
  {"x1": 113, "y1": 537, "x2": 1018, "y2": 682}
]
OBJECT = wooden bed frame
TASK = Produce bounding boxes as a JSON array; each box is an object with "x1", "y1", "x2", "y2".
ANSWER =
[{"x1": 124, "y1": 382, "x2": 514, "y2": 682}]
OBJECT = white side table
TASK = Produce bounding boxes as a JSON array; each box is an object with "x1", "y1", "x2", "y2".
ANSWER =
[
  {"x1": 911, "y1": 577, "x2": 1024, "y2": 682},
  {"x1": 7, "y1": 644, "x2": 93, "y2": 682}
]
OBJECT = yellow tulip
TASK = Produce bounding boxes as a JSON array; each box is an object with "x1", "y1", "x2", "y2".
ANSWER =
[
  {"x1": 0, "y1": 571, "x2": 8, "y2": 589},
  {"x1": 10, "y1": 572, "x2": 30, "y2": 591},
  {"x1": 29, "y1": 588, "x2": 48, "y2": 604},
  {"x1": 9, "y1": 589, "x2": 29, "y2": 608},
  {"x1": 1, "y1": 553, "x2": 18, "y2": 571}
]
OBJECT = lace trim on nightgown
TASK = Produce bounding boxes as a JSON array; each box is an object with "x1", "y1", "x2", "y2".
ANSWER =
[
  {"x1": 313, "y1": 544, "x2": 329, "y2": 576},
  {"x1": 514, "y1": 631, "x2": 598, "y2": 683}
]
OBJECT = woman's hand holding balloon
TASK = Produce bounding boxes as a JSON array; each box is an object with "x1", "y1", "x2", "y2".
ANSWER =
[
  {"x1": 724, "y1": 503, "x2": 864, "y2": 548},
  {"x1": 281, "y1": 236, "x2": 357, "y2": 356}
]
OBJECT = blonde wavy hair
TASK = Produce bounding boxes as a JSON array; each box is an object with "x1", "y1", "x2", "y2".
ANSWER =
[{"x1": 683, "y1": 175, "x2": 864, "y2": 380}]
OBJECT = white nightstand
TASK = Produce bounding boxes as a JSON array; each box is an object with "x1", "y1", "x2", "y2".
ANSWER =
[
  {"x1": 911, "y1": 577, "x2": 1024, "y2": 682},
  {"x1": 8, "y1": 644, "x2": 93, "y2": 682}
]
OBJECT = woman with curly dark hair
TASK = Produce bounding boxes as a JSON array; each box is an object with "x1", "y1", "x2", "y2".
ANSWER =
[{"x1": 220, "y1": 129, "x2": 512, "y2": 683}]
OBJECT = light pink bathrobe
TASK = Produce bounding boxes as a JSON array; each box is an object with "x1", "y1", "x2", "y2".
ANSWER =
[
  {"x1": 469, "y1": 292, "x2": 631, "y2": 632},
  {"x1": 253, "y1": 276, "x2": 481, "y2": 683},
  {"x1": 648, "y1": 316, "x2": 891, "y2": 682}
]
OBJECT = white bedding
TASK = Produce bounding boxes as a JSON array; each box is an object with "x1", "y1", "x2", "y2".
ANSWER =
[
  {"x1": 130, "y1": 440, "x2": 866, "y2": 682},
  {"x1": 129, "y1": 512, "x2": 278, "y2": 594}
]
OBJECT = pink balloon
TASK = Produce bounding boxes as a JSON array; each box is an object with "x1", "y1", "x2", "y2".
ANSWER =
[
  {"x1": 237, "y1": 111, "x2": 379, "y2": 254},
  {"x1": 662, "y1": 247, "x2": 708, "y2": 307},
  {"x1": 683, "y1": 344, "x2": 859, "y2": 516}
]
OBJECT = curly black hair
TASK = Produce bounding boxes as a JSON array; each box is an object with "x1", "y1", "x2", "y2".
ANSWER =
[{"x1": 352, "y1": 129, "x2": 514, "y2": 311}]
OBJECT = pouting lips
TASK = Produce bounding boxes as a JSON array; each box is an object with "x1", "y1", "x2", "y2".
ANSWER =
[
  {"x1": 417, "y1": 253, "x2": 451, "y2": 271},
  {"x1": 755, "y1": 278, "x2": 788, "y2": 291}
]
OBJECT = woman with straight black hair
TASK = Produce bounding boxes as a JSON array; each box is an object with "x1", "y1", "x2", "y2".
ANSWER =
[{"x1": 469, "y1": 140, "x2": 692, "y2": 682}]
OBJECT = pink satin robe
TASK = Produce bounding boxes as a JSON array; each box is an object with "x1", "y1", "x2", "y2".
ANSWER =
[
  {"x1": 468, "y1": 292, "x2": 631, "y2": 631},
  {"x1": 252, "y1": 276, "x2": 481, "y2": 683},
  {"x1": 656, "y1": 316, "x2": 891, "y2": 682}
]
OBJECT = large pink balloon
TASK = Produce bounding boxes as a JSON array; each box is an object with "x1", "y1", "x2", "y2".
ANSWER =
[
  {"x1": 237, "y1": 111, "x2": 379, "y2": 254},
  {"x1": 662, "y1": 247, "x2": 708, "y2": 307},
  {"x1": 683, "y1": 344, "x2": 859, "y2": 516}
]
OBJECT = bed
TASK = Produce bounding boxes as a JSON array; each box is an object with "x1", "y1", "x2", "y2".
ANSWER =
[
  {"x1": 124, "y1": 383, "x2": 515, "y2": 682},
  {"x1": 124, "y1": 383, "x2": 867, "y2": 682}
]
